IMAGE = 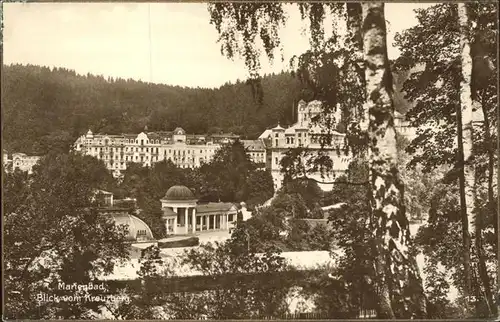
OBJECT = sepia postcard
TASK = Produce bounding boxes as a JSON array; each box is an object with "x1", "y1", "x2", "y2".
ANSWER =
[{"x1": 2, "y1": 1, "x2": 499, "y2": 320}]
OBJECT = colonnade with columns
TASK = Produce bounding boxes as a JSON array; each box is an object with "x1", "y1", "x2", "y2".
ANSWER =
[{"x1": 161, "y1": 204, "x2": 235, "y2": 235}]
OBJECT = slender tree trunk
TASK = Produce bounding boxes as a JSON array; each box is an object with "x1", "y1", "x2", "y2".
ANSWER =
[
  {"x1": 472, "y1": 10, "x2": 498, "y2": 312},
  {"x1": 458, "y1": 3, "x2": 478, "y2": 313},
  {"x1": 346, "y1": 3, "x2": 368, "y2": 135},
  {"x1": 497, "y1": 76, "x2": 500, "y2": 321},
  {"x1": 458, "y1": 3, "x2": 475, "y2": 238},
  {"x1": 346, "y1": 2, "x2": 364, "y2": 90},
  {"x1": 361, "y1": 3, "x2": 426, "y2": 318},
  {"x1": 456, "y1": 101, "x2": 472, "y2": 305},
  {"x1": 475, "y1": 90, "x2": 496, "y2": 316}
]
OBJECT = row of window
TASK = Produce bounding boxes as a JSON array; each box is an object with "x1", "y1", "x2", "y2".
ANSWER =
[
  {"x1": 275, "y1": 132, "x2": 309, "y2": 138},
  {"x1": 89, "y1": 138, "x2": 163, "y2": 145},
  {"x1": 165, "y1": 149, "x2": 215, "y2": 155},
  {"x1": 275, "y1": 139, "x2": 304, "y2": 146}
]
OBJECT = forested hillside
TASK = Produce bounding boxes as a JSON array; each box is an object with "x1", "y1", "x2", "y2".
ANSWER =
[{"x1": 2, "y1": 64, "x2": 410, "y2": 155}]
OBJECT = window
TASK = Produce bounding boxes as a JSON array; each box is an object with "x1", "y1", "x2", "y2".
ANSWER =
[
  {"x1": 275, "y1": 157, "x2": 278, "y2": 165},
  {"x1": 275, "y1": 139, "x2": 278, "y2": 146}
]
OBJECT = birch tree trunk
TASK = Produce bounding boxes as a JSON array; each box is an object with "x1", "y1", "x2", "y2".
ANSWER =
[
  {"x1": 458, "y1": 2, "x2": 475, "y2": 246},
  {"x1": 346, "y1": 3, "x2": 368, "y2": 139},
  {"x1": 361, "y1": 3, "x2": 426, "y2": 318},
  {"x1": 472, "y1": 10, "x2": 497, "y2": 313},
  {"x1": 458, "y1": 3, "x2": 475, "y2": 311}
]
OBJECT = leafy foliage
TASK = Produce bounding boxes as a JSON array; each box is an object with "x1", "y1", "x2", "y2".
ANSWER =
[
  {"x1": 395, "y1": 3, "x2": 498, "y2": 317},
  {"x1": 198, "y1": 140, "x2": 274, "y2": 206},
  {"x1": 3, "y1": 153, "x2": 129, "y2": 319}
]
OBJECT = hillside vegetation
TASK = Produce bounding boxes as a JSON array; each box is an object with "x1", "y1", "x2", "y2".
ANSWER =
[{"x1": 2, "y1": 64, "x2": 410, "y2": 155}]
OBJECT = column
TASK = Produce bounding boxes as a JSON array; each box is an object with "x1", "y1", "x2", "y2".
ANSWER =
[
  {"x1": 219, "y1": 214, "x2": 223, "y2": 230},
  {"x1": 173, "y1": 207, "x2": 178, "y2": 230},
  {"x1": 184, "y1": 208, "x2": 188, "y2": 234},
  {"x1": 173, "y1": 216, "x2": 177, "y2": 235},
  {"x1": 225, "y1": 214, "x2": 229, "y2": 230},
  {"x1": 191, "y1": 207, "x2": 196, "y2": 233}
]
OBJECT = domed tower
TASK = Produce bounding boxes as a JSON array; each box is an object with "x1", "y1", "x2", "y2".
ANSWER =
[
  {"x1": 86, "y1": 129, "x2": 94, "y2": 139},
  {"x1": 160, "y1": 185, "x2": 198, "y2": 235},
  {"x1": 172, "y1": 127, "x2": 187, "y2": 143},
  {"x1": 271, "y1": 123, "x2": 285, "y2": 148},
  {"x1": 297, "y1": 100, "x2": 308, "y2": 126}
]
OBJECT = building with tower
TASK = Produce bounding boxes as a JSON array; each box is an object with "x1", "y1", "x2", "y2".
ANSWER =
[
  {"x1": 258, "y1": 100, "x2": 416, "y2": 192},
  {"x1": 259, "y1": 100, "x2": 350, "y2": 192}
]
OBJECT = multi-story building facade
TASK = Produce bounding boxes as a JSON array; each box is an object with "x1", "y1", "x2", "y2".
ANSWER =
[
  {"x1": 74, "y1": 102, "x2": 414, "y2": 184},
  {"x1": 259, "y1": 100, "x2": 350, "y2": 192},
  {"x1": 241, "y1": 139, "x2": 266, "y2": 168},
  {"x1": 74, "y1": 127, "x2": 265, "y2": 178},
  {"x1": 10, "y1": 152, "x2": 42, "y2": 174},
  {"x1": 259, "y1": 100, "x2": 418, "y2": 192}
]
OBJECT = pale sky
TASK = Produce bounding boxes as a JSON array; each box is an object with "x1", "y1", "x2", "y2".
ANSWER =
[{"x1": 3, "y1": 3, "x2": 433, "y2": 88}]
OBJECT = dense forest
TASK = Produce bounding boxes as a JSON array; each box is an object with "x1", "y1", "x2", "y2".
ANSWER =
[{"x1": 2, "y1": 63, "x2": 411, "y2": 155}]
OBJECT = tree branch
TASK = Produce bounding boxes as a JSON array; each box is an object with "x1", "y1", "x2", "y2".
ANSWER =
[{"x1": 293, "y1": 174, "x2": 368, "y2": 186}]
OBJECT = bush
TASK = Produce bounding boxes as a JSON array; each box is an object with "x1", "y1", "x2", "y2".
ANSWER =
[{"x1": 158, "y1": 236, "x2": 199, "y2": 248}]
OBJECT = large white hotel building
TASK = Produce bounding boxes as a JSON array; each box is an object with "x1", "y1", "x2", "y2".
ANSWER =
[
  {"x1": 73, "y1": 100, "x2": 414, "y2": 191},
  {"x1": 74, "y1": 128, "x2": 246, "y2": 177}
]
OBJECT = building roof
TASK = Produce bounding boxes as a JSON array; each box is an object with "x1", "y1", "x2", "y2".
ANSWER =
[
  {"x1": 258, "y1": 129, "x2": 272, "y2": 140},
  {"x1": 241, "y1": 139, "x2": 265, "y2": 151},
  {"x1": 95, "y1": 189, "x2": 113, "y2": 195},
  {"x1": 272, "y1": 124, "x2": 285, "y2": 131},
  {"x1": 164, "y1": 185, "x2": 196, "y2": 201},
  {"x1": 110, "y1": 213, "x2": 155, "y2": 241},
  {"x1": 210, "y1": 133, "x2": 239, "y2": 138},
  {"x1": 196, "y1": 202, "x2": 237, "y2": 214},
  {"x1": 173, "y1": 127, "x2": 186, "y2": 135}
]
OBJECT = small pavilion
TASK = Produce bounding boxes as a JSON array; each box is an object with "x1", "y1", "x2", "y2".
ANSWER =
[{"x1": 160, "y1": 185, "x2": 243, "y2": 235}]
